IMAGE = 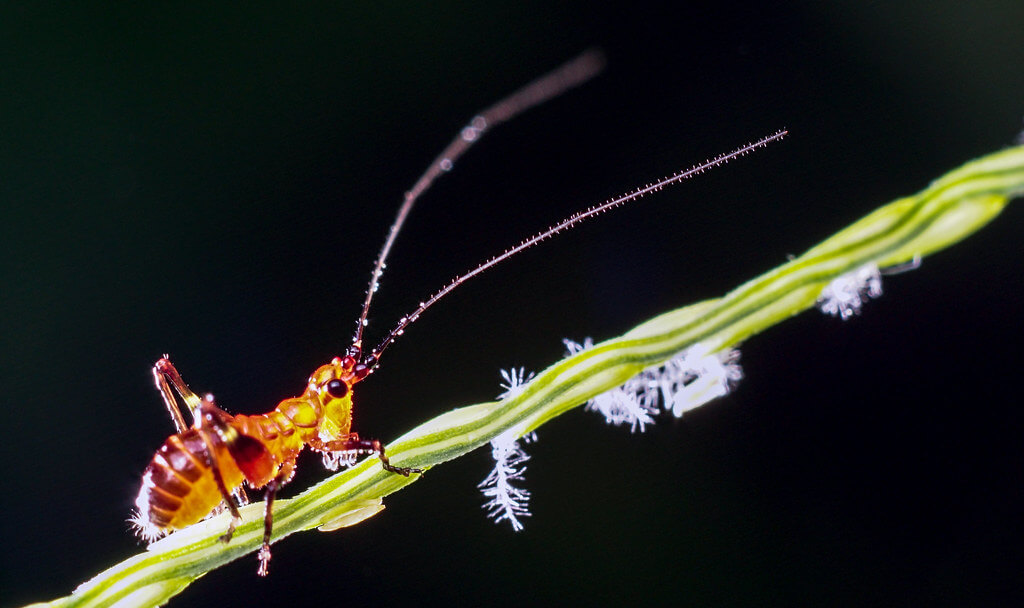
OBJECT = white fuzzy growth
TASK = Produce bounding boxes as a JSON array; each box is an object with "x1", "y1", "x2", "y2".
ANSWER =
[
  {"x1": 817, "y1": 263, "x2": 883, "y2": 319},
  {"x1": 129, "y1": 510, "x2": 166, "y2": 544},
  {"x1": 478, "y1": 430, "x2": 532, "y2": 531},
  {"x1": 562, "y1": 337, "x2": 594, "y2": 356},
  {"x1": 130, "y1": 471, "x2": 168, "y2": 543},
  {"x1": 479, "y1": 366, "x2": 540, "y2": 528},
  {"x1": 565, "y1": 337, "x2": 659, "y2": 432},
  {"x1": 477, "y1": 342, "x2": 742, "y2": 530},
  {"x1": 565, "y1": 338, "x2": 742, "y2": 425},
  {"x1": 656, "y1": 344, "x2": 744, "y2": 418},
  {"x1": 498, "y1": 367, "x2": 535, "y2": 400},
  {"x1": 477, "y1": 368, "x2": 538, "y2": 531},
  {"x1": 587, "y1": 384, "x2": 658, "y2": 432}
]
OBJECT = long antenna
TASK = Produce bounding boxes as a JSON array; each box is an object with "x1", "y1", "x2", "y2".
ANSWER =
[
  {"x1": 366, "y1": 129, "x2": 788, "y2": 366},
  {"x1": 352, "y1": 50, "x2": 607, "y2": 353}
]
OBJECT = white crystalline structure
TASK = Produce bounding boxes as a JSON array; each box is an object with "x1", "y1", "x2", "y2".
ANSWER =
[
  {"x1": 479, "y1": 368, "x2": 536, "y2": 531},
  {"x1": 479, "y1": 339, "x2": 745, "y2": 530},
  {"x1": 478, "y1": 430, "x2": 533, "y2": 532},
  {"x1": 817, "y1": 263, "x2": 883, "y2": 319},
  {"x1": 129, "y1": 472, "x2": 167, "y2": 543},
  {"x1": 652, "y1": 343, "x2": 743, "y2": 418},
  {"x1": 564, "y1": 338, "x2": 743, "y2": 425},
  {"x1": 497, "y1": 367, "x2": 534, "y2": 400},
  {"x1": 563, "y1": 338, "x2": 659, "y2": 433}
]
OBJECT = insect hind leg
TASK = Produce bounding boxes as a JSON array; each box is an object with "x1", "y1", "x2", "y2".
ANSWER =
[{"x1": 152, "y1": 356, "x2": 203, "y2": 433}]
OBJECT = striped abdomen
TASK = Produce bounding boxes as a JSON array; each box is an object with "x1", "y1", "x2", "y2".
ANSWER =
[
  {"x1": 132, "y1": 365, "x2": 357, "y2": 542},
  {"x1": 132, "y1": 396, "x2": 330, "y2": 540},
  {"x1": 133, "y1": 429, "x2": 246, "y2": 540}
]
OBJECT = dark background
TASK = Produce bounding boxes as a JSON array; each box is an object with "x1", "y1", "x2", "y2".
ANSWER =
[{"x1": 3, "y1": 2, "x2": 1023, "y2": 606}]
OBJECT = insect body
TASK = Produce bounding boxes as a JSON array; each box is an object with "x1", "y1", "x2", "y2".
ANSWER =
[
  {"x1": 131, "y1": 50, "x2": 785, "y2": 576},
  {"x1": 134, "y1": 353, "x2": 398, "y2": 575},
  {"x1": 131, "y1": 51, "x2": 608, "y2": 576}
]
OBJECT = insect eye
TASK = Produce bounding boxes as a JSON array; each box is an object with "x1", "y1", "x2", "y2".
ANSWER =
[{"x1": 325, "y1": 379, "x2": 349, "y2": 399}]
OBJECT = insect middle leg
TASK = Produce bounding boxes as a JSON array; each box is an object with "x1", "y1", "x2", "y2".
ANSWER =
[
  {"x1": 194, "y1": 395, "x2": 245, "y2": 543},
  {"x1": 256, "y1": 462, "x2": 295, "y2": 577}
]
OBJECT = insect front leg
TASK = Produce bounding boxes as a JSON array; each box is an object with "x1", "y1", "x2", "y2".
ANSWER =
[{"x1": 311, "y1": 434, "x2": 423, "y2": 476}]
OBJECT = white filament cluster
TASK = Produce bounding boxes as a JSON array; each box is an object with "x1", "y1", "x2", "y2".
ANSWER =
[
  {"x1": 129, "y1": 470, "x2": 166, "y2": 543},
  {"x1": 478, "y1": 255, "x2": 918, "y2": 530},
  {"x1": 652, "y1": 343, "x2": 744, "y2": 418},
  {"x1": 563, "y1": 338, "x2": 658, "y2": 432},
  {"x1": 477, "y1": 367, "x2": 538, "y2": 531},
  {"x1": 565, "y1": 338, "x2": 743, "y2": 424},
  {"x1": 478, "y1": 429, "x2": 534, "y2": 532},
  {"x1": 817, "y1": 263, "x2": 883, "y2": 319},
  {"x1": 478, "y1": 341, "x2": 743, "y2": 530}
]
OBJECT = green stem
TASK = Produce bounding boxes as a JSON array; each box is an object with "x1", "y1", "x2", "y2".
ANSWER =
[{"x1": 30, "y1": 143, "x2": 1024, "y2": 608}]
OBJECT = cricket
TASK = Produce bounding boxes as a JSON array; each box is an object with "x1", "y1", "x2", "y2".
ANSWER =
[{"x1": 132, "y1": 50, "x2": 785, "y2": 575}]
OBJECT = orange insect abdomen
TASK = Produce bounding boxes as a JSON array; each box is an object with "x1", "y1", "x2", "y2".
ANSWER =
[{"x1": 135, "y1": 430, "x2": 246, "y2": 536}]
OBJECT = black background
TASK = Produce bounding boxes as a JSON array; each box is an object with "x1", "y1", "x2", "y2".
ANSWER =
[{"x1": 3, "y1": 2, "x2": 1024, "y2": 606}]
